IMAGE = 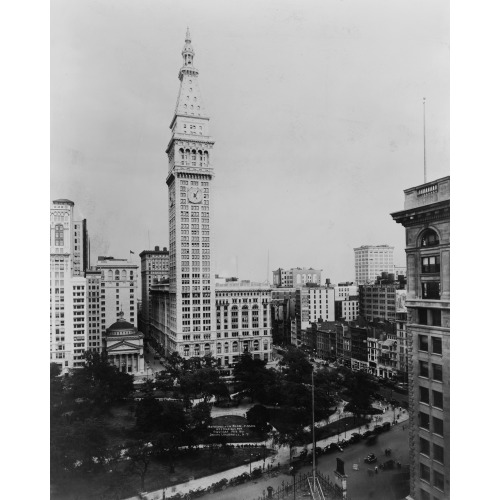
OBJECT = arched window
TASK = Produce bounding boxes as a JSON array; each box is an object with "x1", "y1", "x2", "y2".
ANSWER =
[
  {"x1": 241, "y1": 306, "x2": 249, "y2": 326},
  {"x1": 184, "y1": 345, "x2": 190, "y2": 356},
  {"x1": 108, "y1": 270, "x2": 113, "y2": 279},
  {"x1": 253, "y1": 340, "x2": 260, "y2": 351},
  {"x1": 224, "y1": 342, "x2": 229, "y2": 353},
  {"x1": 217, "y1": 343, "x2": 222, "y2": 354},
  {"x1": 421, "y1": 229, "x2": 439, "y2": 247},
  {"x1": 194, "y1": 344, "x2": 200, "y2": 356},
  {"x1": 232, "y1": 341, "x2": 238, "y2": 353},
  {"x1": 121, "y1": 270, "x2": 126, "y2": 279},
  {"x1": 198, "y1": 150, "x2": 203, "y2": 167},
  {"x1": 115, "y1": 270, "x2": 120, "y2": 280},
  {"x1": 54, "y1": 224, "x2": 64, "y2": 246},
  {"x1": 204, "y1": 343, "x2": 211, "y2": 353}
]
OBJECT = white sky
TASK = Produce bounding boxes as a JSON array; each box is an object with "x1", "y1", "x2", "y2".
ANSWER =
[{"x1": 50, "y1": 0, "x2": 450, "y2": 283}]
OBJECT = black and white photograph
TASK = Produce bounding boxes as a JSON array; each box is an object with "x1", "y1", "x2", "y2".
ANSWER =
[{"x1": 9, "y1": 0, "x2": 490, "y2": 498}]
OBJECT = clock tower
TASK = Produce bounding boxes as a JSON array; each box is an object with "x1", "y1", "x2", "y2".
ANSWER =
[{"x1": 165, "y1": 29, "x2": 216, "y2": 357}]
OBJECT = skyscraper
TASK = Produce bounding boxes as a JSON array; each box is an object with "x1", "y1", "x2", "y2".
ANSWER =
[
  {"x1": 50, "y1": 199, "x2": 90, "y2": 371},
  {"x1": 354, "y1": 244, "x2": 394, "y2": 284},
  {"x1": 391, "y1": 176, "x2": 450, "y2": 500},
  {"x1": 165, "y1": 29, "x2": 216, "y2": 354}
]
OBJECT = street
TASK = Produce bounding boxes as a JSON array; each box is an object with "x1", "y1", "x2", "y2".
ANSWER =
[{"x1": 200, "y1": 425, "x2": 409, "y2": 500}]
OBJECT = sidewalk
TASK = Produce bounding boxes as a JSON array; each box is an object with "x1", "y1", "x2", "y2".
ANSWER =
[{"x1": 123, "y1": 405, "x2": 409, "y2": 500}]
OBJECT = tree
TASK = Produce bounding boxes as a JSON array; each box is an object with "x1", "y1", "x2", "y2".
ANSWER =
[
  {"x1": 246, "y1": 404, "x2": 271, "y2": 433},
  {"x1": 343, "y1": 370, "x2": 378, "y2": 418},
  {"x1": 125, "y1": 441, "x2": 152, "y2": 492},
  {"x1": 233, "y1": 353, "x2": 276, "y2": 402},
  {"x1": 68, "y1": 351, "x2": 134, "y2": 416},
  {"x1": 279, "y1": 347, "x2": 313, "y2": 384},
  {"x1": 179, "y1": 367, "x2": 226, "y2": 404},
  {"x1": 135, "y1": 394, "x2": 165, "y2": 435},
  {"x1": 50, "y1": 362, "x2": 62, "y2": 379}
]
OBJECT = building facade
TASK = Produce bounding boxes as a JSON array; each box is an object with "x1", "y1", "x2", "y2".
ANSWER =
[
  {"x1": 50, "y1": 199, "x2": 90, "y2": 371},
  {"x1": 273, "y1": 267, "x2": 322, "y2": 287},
  {"x1": 85, "y1": 269, "x2": 102, "y2": 352},
  {"x1": 104, "y1": 311, "x2": 145, "y2": 375},
  {"x1": 96, "y1": 257, "x2": 139, "y2": 330},
  {"x1": 392, "y1": 176, "x2": 450, "y2": 500},
  {"x1": 139, "y1": 246, "x2": 169, "y2": 337},
  {"x1": 354, "y1": 245, "x2": 394, "y2": 284}
]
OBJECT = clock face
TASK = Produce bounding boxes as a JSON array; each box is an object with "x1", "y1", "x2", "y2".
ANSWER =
[{"x1": 188, "y1": 187, "x2": 202, "y2": 204}]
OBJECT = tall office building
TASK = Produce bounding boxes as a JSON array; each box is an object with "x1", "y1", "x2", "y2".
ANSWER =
[
  {"x1": 50, "y1": 199, "x2": 90, "y2": 371},
  {"x1": 164, "y1": 29, "x2": 216, "y2": 354},
  {"x1": 85, "y1": 269, "x2": 102, "y2": 352},
  {"x1": 354, "y1": 244, "x2": 394, "y2": 284},
  {"x1": 96, "y1": 257, "x2": 139, "y2": 331},
  {"x1": 392, "y1": 176, "x2": 450, "y2": 500},
  {"x1": 139, "y1": 246, "x2": 169, "y2": 337}
]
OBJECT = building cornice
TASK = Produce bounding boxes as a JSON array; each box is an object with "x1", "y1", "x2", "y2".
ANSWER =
[{"x1": 391, "y1": 200, "x2": 450, "y2": 228}]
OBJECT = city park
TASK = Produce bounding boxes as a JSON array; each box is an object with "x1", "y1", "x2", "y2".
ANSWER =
[{"x1": 50, "y1": 346, "x2": 409, "y2": 500}]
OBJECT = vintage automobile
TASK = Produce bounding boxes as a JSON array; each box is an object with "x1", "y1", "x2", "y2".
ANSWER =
[{"x1": 364, "y1": 454, "x2": 377, "y2": 464}]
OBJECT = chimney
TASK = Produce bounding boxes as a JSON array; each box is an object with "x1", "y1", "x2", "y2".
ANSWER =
[
  {"x1": 163, "y1": 247, "x2": 167, "y2": 252},
  {"x1": 155, "y1": 246, "x2": 160, "y2": 251}
]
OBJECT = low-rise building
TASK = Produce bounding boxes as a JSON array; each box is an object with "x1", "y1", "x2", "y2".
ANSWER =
[
  {"x1": 104, "y1": 311, "x2": 145, "y2": 375},
  {"x1": 273, "y1": 267, "x2": 322, "y2": 287}
]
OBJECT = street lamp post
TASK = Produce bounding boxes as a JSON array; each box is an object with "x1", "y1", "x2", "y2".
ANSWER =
[{"x1": 312, "y1": 369, "x2": 316, "y2": 493}]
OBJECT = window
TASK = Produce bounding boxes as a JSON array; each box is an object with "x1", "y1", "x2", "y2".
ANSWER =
[
  {"x1": 433, "y1": 470, "x2": 445, "y2": 491},
  {"x1": 419, "y1": 335, "x2": 429, "y2": 351},
  {"x1": 433, "y1": 416, "x2": 444, "y2": 436},
  {"x1": 422, "y1": 281, "x2": 440, "y2": 299},
  {"x1": 54, "y1": 224, "x2": 64, "y2": 246},
  {"x1": 422, "y1": 256, "x2": 440, "y2": 274},
  {"x1": 419, "y1": 360, "x2": 429, "y2": 378},
  {"x1": 421, "y1": 229, "x2": 439, "y2": 247},
  {"x1": 432, "y1": 337, "x2": 443, "y2": 355},
  {"x1": 420, "y1": 387, "x2": 430, "y2": 404},
  {"x1": 420, "y1": 489, "x2": 431, "y2": 500},
  {"x1": 433, "y1": 443, "x2": 444, "y2": 463},
  {"x1": 432, "y1": 390, "x2": 443, "y2": 409},
  {"x1": 420, "y1": 463, "x2": 431, "y2": 483},
  {"x1": 420, "y1": 437, "x2": 430, "y2": 456},
  {"x1": 432, "y1": 363, "x2": 443, "y2": 382}
]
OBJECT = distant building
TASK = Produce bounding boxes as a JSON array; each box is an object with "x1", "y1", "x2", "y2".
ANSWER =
[
  {"x1": 270, "y1": 288, "x2": 296, "y2": 345},
  {"x1": 139, "y1": 246, "x2": 169, "y2": 337},
  {"x1": 291, "y1": 285, "x2": 335, "y2": 346},
  {"x1": 96, "y1": 257, "x2": 138, "y2": 330},
  {"x1": 273, "y1": 267, "x2": 322, "y2": 287},
  {"x1": 392, "y1": 176, "x2": 450, "y2": 500},
  {"x1": 50, "y1": 199, "x2": 90, "y2": 371},
  {"x1": 354, "y1": 245, "x2": 394, "y2": 284}
]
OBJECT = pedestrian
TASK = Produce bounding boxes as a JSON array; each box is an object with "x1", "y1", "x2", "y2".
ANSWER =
[{"x1": 375, "y1": 466, "x2": 378, "y2": 474}]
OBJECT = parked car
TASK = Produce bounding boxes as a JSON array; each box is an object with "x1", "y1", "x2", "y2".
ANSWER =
[
  {"x1": 349, "y1": 433, "x2": 361, "y2": 443},
  {"x1": 373, "y1": 425, "x2": 384, "y2": 434},
  {"x1": 362, "y1": 431, "x2": 372, "y2": 439},
  {"x1": 364, "y1": 454, "x2": 377, "y2": 464},
  {"x1": 366, "y1": 434, "x2": 378, "y2": 445}
]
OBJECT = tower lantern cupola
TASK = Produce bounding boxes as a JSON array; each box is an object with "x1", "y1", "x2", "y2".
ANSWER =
[{"x1": 180, "y1": 27, "x2": 196, "y2": 75}]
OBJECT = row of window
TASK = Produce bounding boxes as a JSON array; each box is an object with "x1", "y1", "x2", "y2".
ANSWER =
[
  {"x1": 419, "y1": 335, "x2": 443, "y2": 354},
  {"x1": 419, "y1": 465, "x2": 445, "y2": 492}
]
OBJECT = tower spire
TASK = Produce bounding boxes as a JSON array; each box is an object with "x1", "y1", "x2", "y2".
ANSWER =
[
  {"x1": 180, "y1": 27, "x2": 195, "y2": 75},
  {"x1": 185, "y1": 27, "x2": 191, "y2": 42}
]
